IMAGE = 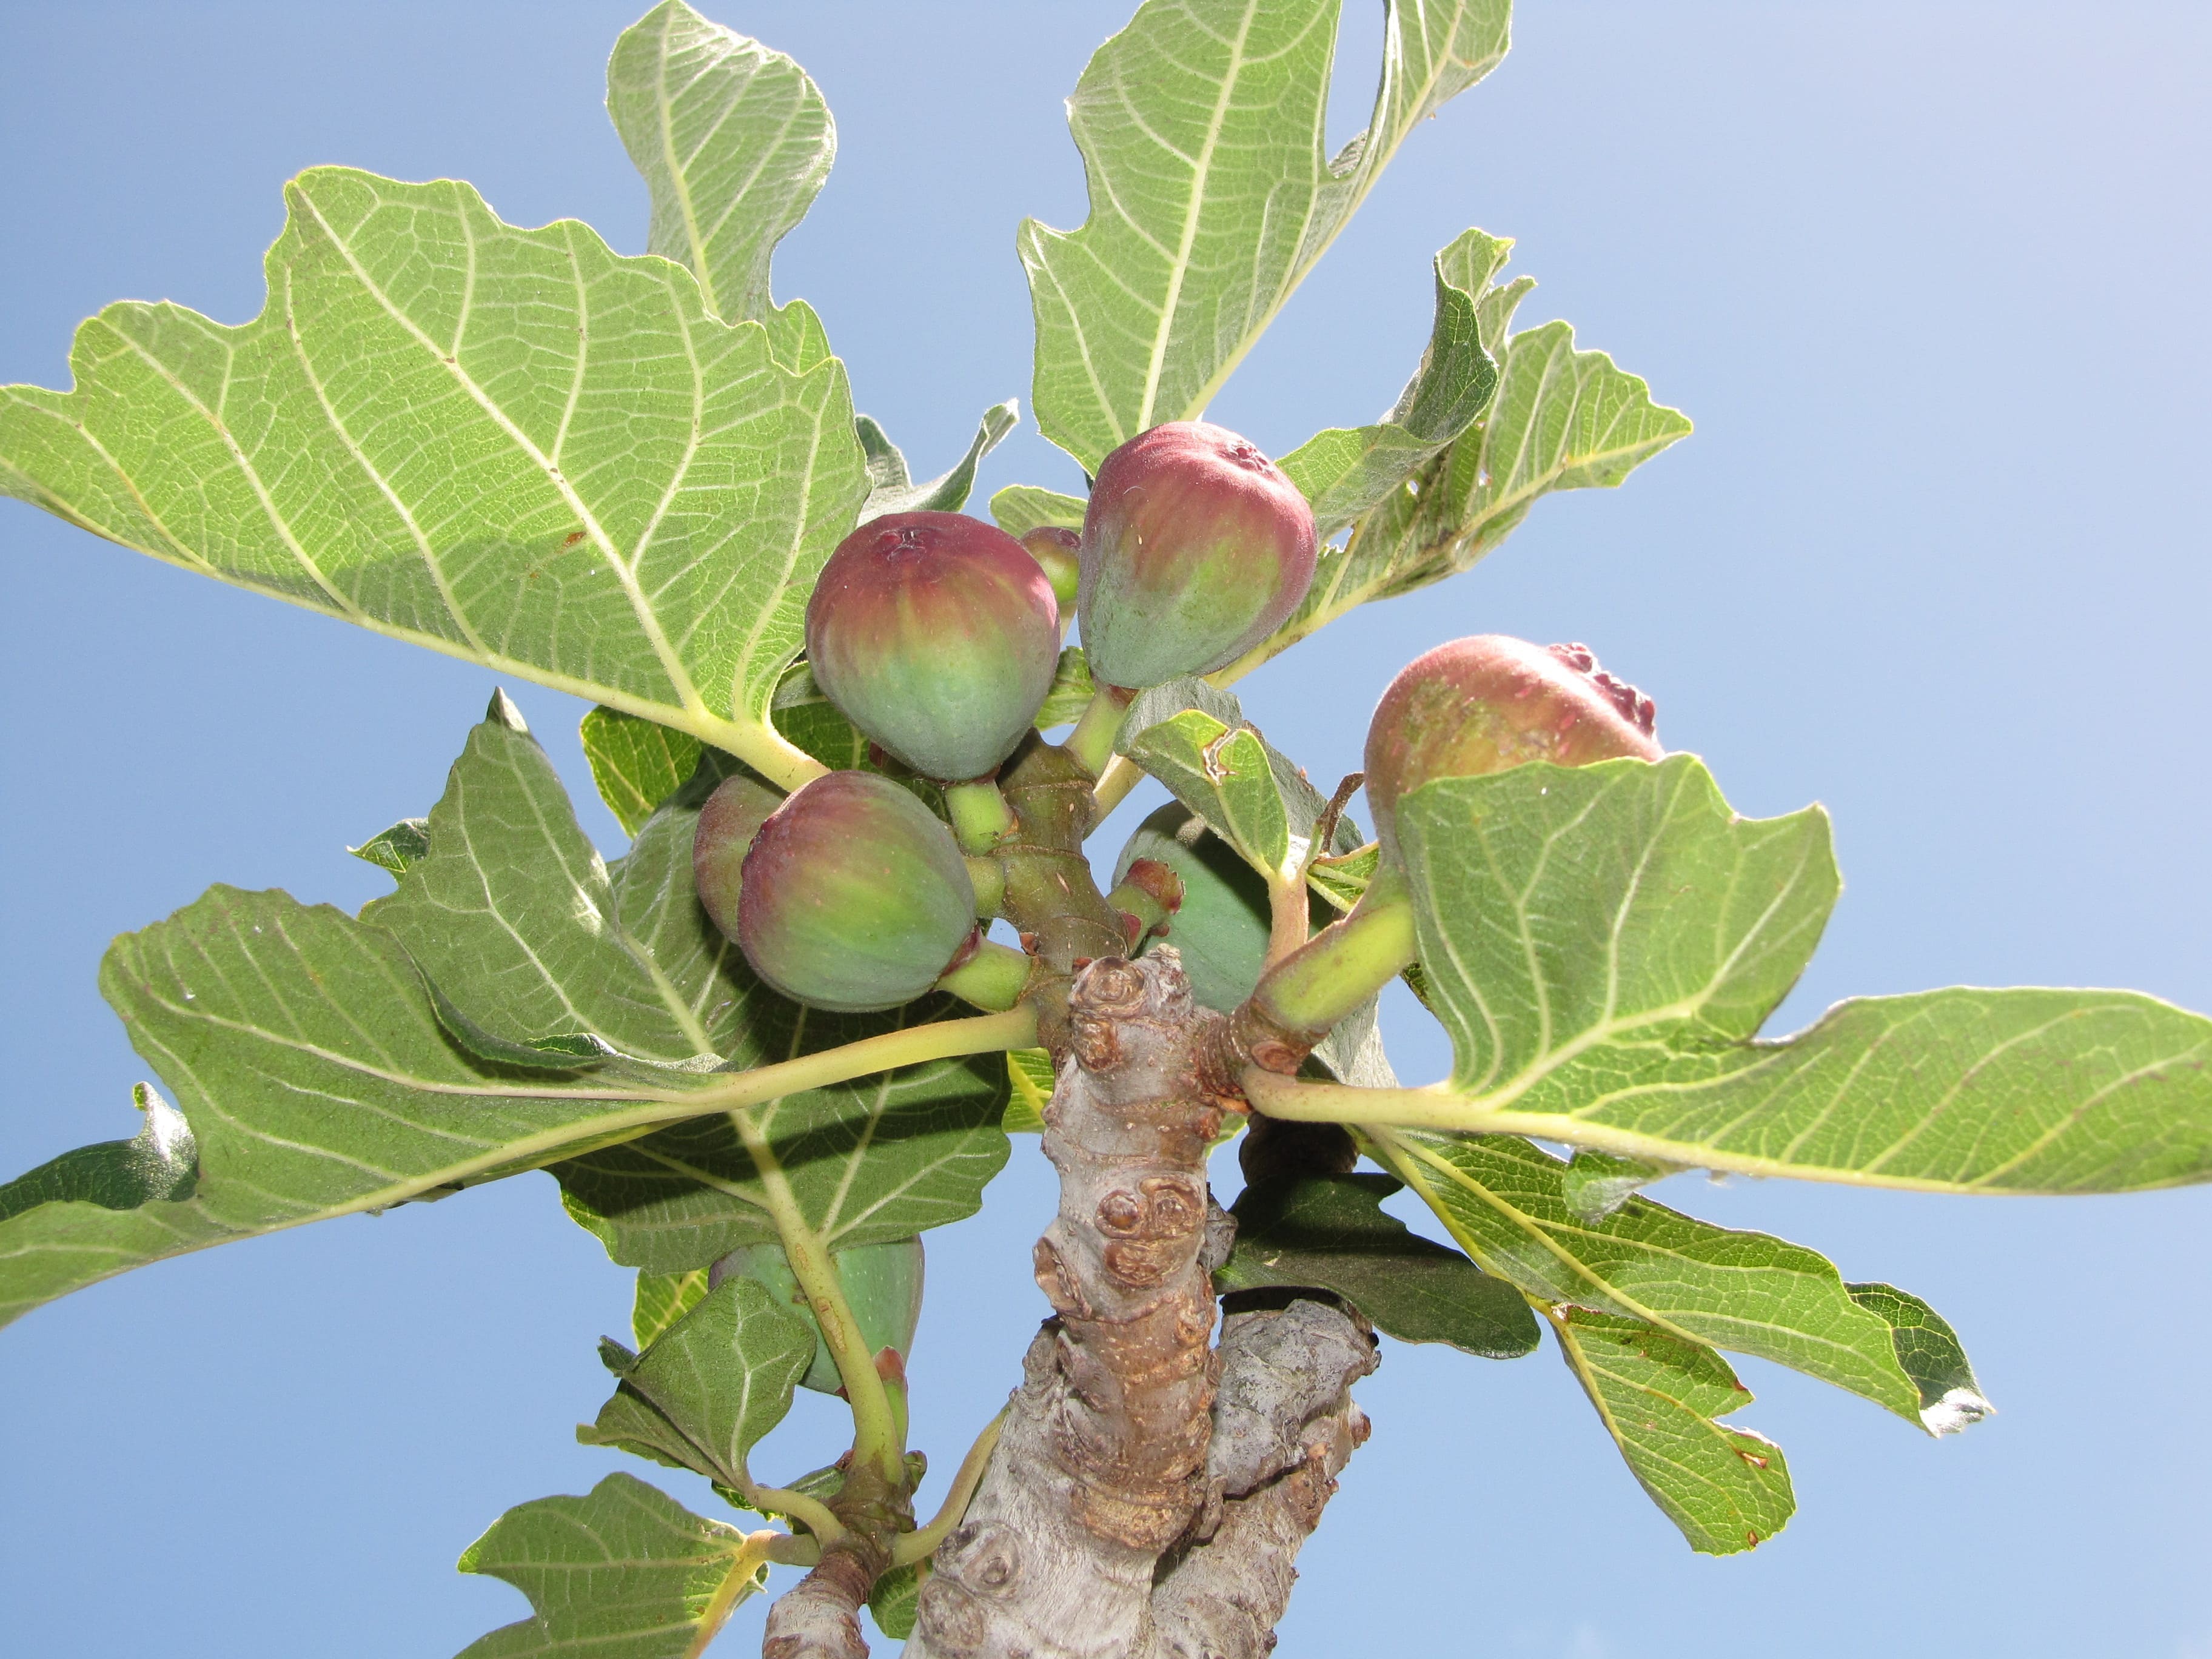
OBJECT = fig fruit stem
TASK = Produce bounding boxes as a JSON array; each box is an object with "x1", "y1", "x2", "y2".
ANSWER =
[
  {"x1": 1264, "y1": 869, "x2": 1310, "y2": 967},
  {"x1": 944, "y1": 777, "x2": 1016, "y2": 854},
  {"x1": 1088, "y1": 752, "x2": 1144, "y2": 823},
  {"x1": 1235, "y1": 863, "x2": 1418, "y2": 1068},
  {"x1": 964, "y1": 854, "x2": 1007, "y2": 918},
  {"x1": 936, "y1": 938, "x2": 1033, "y2": 1012},
  {"x1": 889, "y1": 1407, "x2": 1007, "y2": 1567},
  {"x1": 722, "y1": 1104, "x2": 912, "y2": 1486},
  {"x1": 1062, "y1": 684, "x2": 1136, "y2": 778}
]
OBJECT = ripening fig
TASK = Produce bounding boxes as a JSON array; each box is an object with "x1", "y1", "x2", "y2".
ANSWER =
[
  {"x1": 711, "y1": 1236, "x2": 925, "y2": 1395},
  {"x1": 736, "y1": 770, "x2": 978, "y2": 1012},
  {"x1": 806, "y1": 511, "x2": 1061, "y2": 782},
  {"x1": 1077, "y1": 421, "x2": 1318, "y2": 688},
  {"x1": 691, "y1": 771, "x2": 783, "y2": 942},
  {"x1": 1364, "y1": 634, "x2": 1662, "y2": 858}
]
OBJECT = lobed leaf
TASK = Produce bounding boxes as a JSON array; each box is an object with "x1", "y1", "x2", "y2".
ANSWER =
[
  {"x1": 580, "y1": 1276, "x2": 816, "y2": 1490},
  {"x1": 581, "y1": 708, "x2": 706, "y2": 839},
  {"x1": 1278, "y1": 227, "x2": 1504, "y2": 538},
  {"x1": 1362, "y1": 756, "x2": 2212, "y2": 1194},
  {"x1": 457, "y1": 1473, "x2": 770, "y2": 1659},
  {"x1": 854, "y1": 400, "x2": 1020, "y2": 522},
  {"x1": 0, "y1": 167, "x2": 868, "y2": 790},
  {"x1": 1217, "y1": 1173, "x2": 1537, "y2": 1357},
  {"x1": 347, "y1": 818, "x2": 431, "y2": 876},
  {"x1": 1549, "y1": 1307, "x2": 1795, "y2": 1556},
  {"x1": 606, "y1": 0, "x2": 834, "y2": 368},
  {"x1": 1022, "y1": 0, "x2": 1510, "y2": 471}
]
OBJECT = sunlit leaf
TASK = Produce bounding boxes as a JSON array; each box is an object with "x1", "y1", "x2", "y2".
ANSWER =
[{"x1": 582, "y1": 708, "x2": 706, "y2": 839}]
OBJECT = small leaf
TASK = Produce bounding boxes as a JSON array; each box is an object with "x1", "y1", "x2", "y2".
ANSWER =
[
  {"x1": 578, "y1": 1276, "x2": 815, "y2": 1489},
  {"x1": 1218, "y1": 1173, "x2": 1537, "y2": 1358},
  {"x1": 457, "y1": 1472, "x2": 769, "y2": 1659},
  {"x1": 869, "y1": 1563, "x2": 924, "y2": 1640},
  {"x1": 988, "y1": 484, "x2": 1086, "y2": 539},
  {"x1": 1033, "y1": 648, "x2": 1096, "y2": 730},
  {"x1": 856, "y1": 400, "x2": 1020, "y2": 521},
  {"x1": 581, "y1": 708, "x2": 706, "y2": 838},
  {"x1": 1005, "y1": 1048, "x2": 1055, "y2": 1134},
  {"x1": 1279, "y1": 227, "x2": 1503, "y2": 537},
  {"x1": 632, "y1": 1268, "x2": 711, "y2": 1349},
  {"x1": 347, "y1": 818, "x2": 430, "y2": 876},
  {"x1": 1023, "y1": 0, "x2": 1511, "y2": 470},
  {"x1": 1550, "y1": 1307, "x2": 1795, "y2": 1557},
  {"x1": 606, "y1": 0, "x2": 833, "y2": 367}
]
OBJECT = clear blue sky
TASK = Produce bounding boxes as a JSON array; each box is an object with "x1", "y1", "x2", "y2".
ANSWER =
[{"x1": 1, "y1": 4, "x2": 2207, "y2": 1655}]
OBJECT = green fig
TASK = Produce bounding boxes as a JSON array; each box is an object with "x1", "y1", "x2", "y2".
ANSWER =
[
  {"x1": 691, "y1": 771, "x2": 783, "y2": 943},
  {"x1": 737, "y1": 770, "x2": 978, "y2": 1012},
  {"x1": 1112, "y1": 803, "x2": 1330, "y2": 1014},
  {"x1": 1364, "y1": 635, "x2": 1662, "y2": 859},
  {"x1": 1017, "y1": 525, "x2": 1081, "y2": 615},
  {"x1": 711, "y1": 1236, "x2": 925, "y2": 1394},
  {"x1": 1077, "y1": 421, "x2": 1318, "y2": 689},
  {"x1": 806, "y1": 510, "x2": 1061, "y2": 782}
]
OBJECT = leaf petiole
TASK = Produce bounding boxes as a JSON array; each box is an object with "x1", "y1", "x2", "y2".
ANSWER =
[{"x1": 890, "y1": 1409, "x2": 1007, "y2": 1567}]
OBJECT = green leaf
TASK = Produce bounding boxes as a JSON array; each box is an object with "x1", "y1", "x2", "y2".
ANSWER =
[
  {"x1": 1005, "y1": 1048, "x2": 1054, "y2": 1134},
  {"x1": 632, "y1": 1268, "x2": 711, "y2": 1349},
  {"x1": 1846, "y1": 1282, "x2": 1994, "y2": 1433},
  {"x1": 553, "y1": 1007, "x2": 1011, "y2": 1272},
  {"x1": 0, "y1": 166, "x2": 867, "y2": 791},
  {"x1": 606, "y1": 0, "x2": 834, "y2": 374},
  {"x1": 1218, "y1": 1173, "x2": 1537, "y2": 1358},
  {"x1": 988, "y1": 484, "x2": 1086, "y2": 539},
  {"x1": 579, "y1": 1276, "x2": 816, "y2": 1489},
  {"x1": 1371, "y1": 755, "x2": 2212, "y2": 1194},
  {"x1": 868, "y1": 1563, "x2": 923, "y2": 1640},
  {"x1": 1549, "y1": 1307, "x2": 1795, "y2": 1557},
  {"x1": 368, "y1": 695, "x2": 731, "y2": 1066},
  {"x1": 856, "y1": 400, "x2": 1020, "y2": 521},
  {"x1": 347, "y1": 818, "x2": 431, "y2": 876},
  {"x1": 1232, "y1": 243, "x2": 1689, "y2": 677},
  {"x1": 1378, "y1": 1131, "x2": 1959, "y2": 1427},
  {"x1": 1033, "y1": 647, "x2": 1096, "y2": 730},
  {"x1": 1022, "y1": 0, "x2": 1511, "y2": 471},
  {"x1": 1560, "y1": 1149, "x2": 1683, "y2": 1222},
  {"x1": 0, "y1": 1083, "x2": 196, "y2": 1219},
  {"x1": 457, "y1": 1473, "x2": 769, "y2": 1659},
  {"x1": 582, "y1": 708, "x2": 706, "y2": 839},
  {"x1": 1279, "y1": 227, "x2": 1503, "y2": 537}
]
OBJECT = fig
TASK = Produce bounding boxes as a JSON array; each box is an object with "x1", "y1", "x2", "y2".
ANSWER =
[
  {"x1": 737, "y1": 770, "x2": 978, "y2": 1012},
  {"x1": 1077, "y1": 421, "x2": 1318, "y2": 688},
  {"x1": 711, "y1": 1236, "x2": 925, "y2": 1395},
  {"x1": 1364, "y1": 635, "x2": 1662, "y2": 857},
  {"x1": 806, "y1": 510, "x2": 1061, "y2": 782},
  {"x1": 1017, "y1": 525, "x2": 1081, "y2": 615},
  {"x1": 691, "y1": 771, "x2": 783, "y2": 942},
  {"x1": 1113, "y1": 803, "x2": 1327, "y2": 1013}
]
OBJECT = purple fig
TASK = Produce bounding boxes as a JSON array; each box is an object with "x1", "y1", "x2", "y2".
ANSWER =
[
  {"x1": 1077, "y1": 421, "x2": 1318, "y2": 688},
  {"x1": 806, "y1": 511, "x2": 1061, "y2": 782},
  {"x1": 691, "y1": 772, "x2": 783, "y2": 942},
  {"x1": 736, "y1": 771, "x2": 979, "y2": 1012},
  {"x1": 1364, "y1": 635, "x2": 1663, "y2": 858}
]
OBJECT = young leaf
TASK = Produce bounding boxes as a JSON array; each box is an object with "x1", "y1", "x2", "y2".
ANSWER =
[
  {"x1": 632, "y1": 1268, "x2": 711, "y2": 1349},
  {"x1": 1228, "y1": 246, "x2": 1689, "y2": 679},
  {"x1": 606, "y1": 0, "x2": 834, "y2": 367},
  {"x1": 0, "y1": 167, "x2": 868, "y2": 791},
  {"x1": 855, "y1": 400, "x2": 1021, "y2": 521},
  {"x1": 1846, "y1": 1281, "x2": 1994, "y2": 1433},
  {"x1": 1005, "y1": 1047, "x2": 1056, "y2": 1134},
  {"x1": 1358, "y1": 756, "x2": 2212, "y2": 1193},
  {"x1": 1278, "y1": 227, "x2": 1504, "y2": 537},
  {"x1": 1033, "y1": 648, "x2": 1098, "y2": 730},
  {"x1": 988, "y1": 484, "x2": 1087, "y2": 539},
  {"x1": 581, "y1": 708, "x2": 706, "y2": 838},
  {"x1": 1378, "y1": 1130, "x2": 1958, "y2": 1427},
  {"x1": 1549, "y1": 1307, "x2": 1795, "y2": 1557},
  {"x1": 1022, "y1": 0, "x2": 1510, "y2": 470},
  {"x1": 579, "y1": 1276, "x2": 816, "y2": 1490},
  {"x1": 457, "y1": 1473, "x2": 771, "y2": 1659},
  {"x1": 1217, "y1": 1173, "x2": 1537, "y2": 1358}
]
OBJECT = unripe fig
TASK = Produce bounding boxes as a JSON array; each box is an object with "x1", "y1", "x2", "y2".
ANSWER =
[
  {"x1": 737, "y1": 770, "x2": 978, "y2": 1012},
  {"x1": 1113, "y1": 803, "x2": 1327, "y2": 1014},
  {"x1": 691, "y1": 771, "x2": 783, "y2": 942},
  {"x1": 1364, "y1": 635, "x2": 1663, "y2": 858},
  {"x1": 711, "y1": 1236, "x2": 925, "y2": 1395},
  {"x1": 1017, "y1": 525, "x2": 1081, "y2": 615},
  {"x1": 806, "y1": 511, "x2": 1061, "y2": 782},
  {"x1": 1078, "y1": 421, "x2": 1318, "y2": 688}
]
